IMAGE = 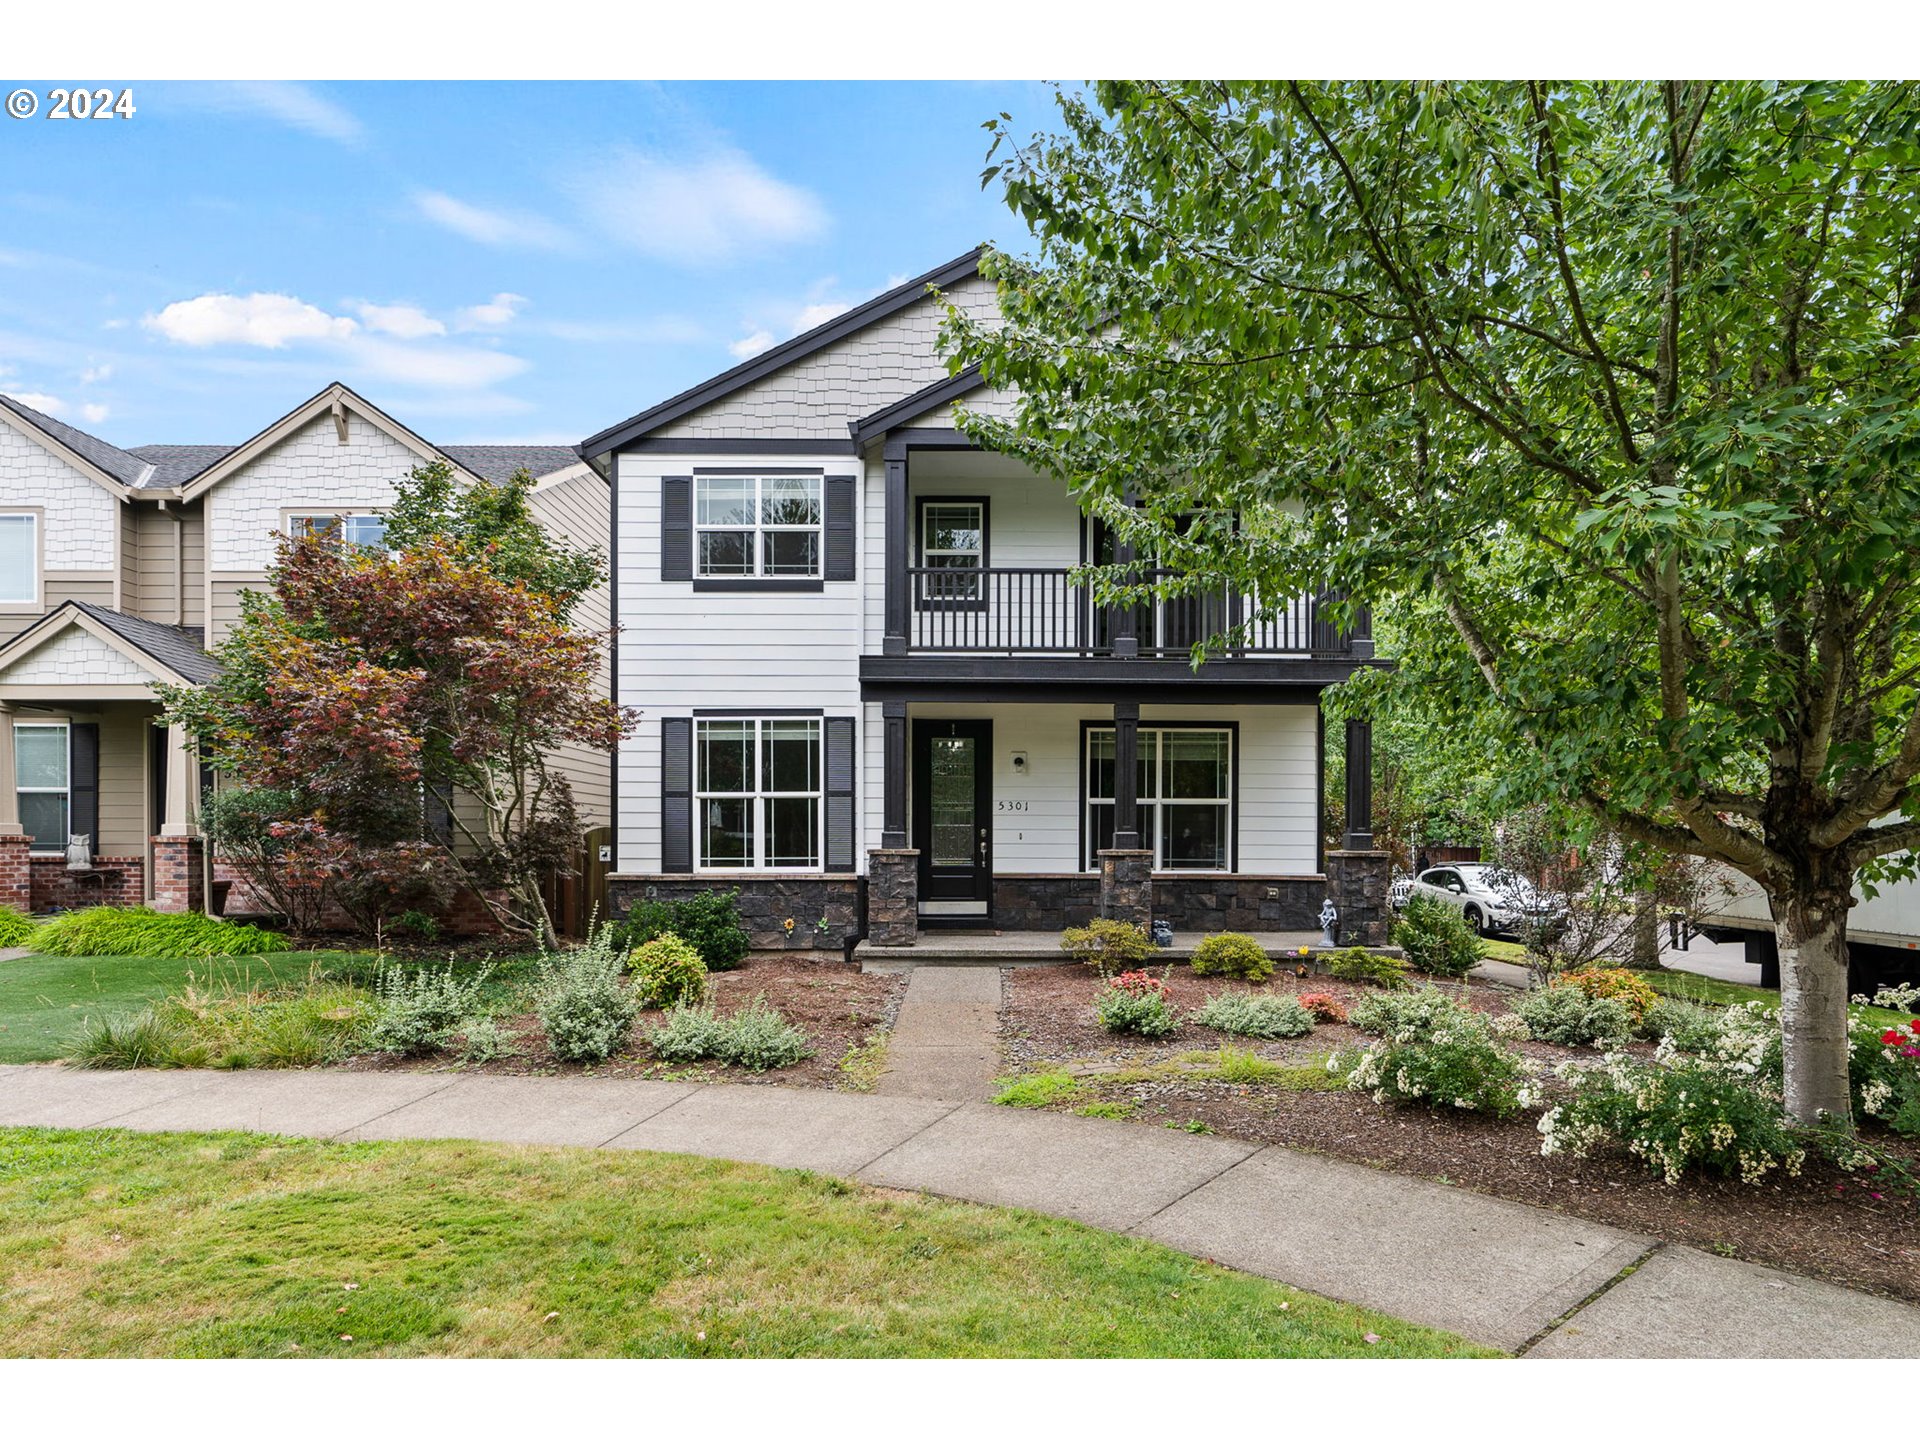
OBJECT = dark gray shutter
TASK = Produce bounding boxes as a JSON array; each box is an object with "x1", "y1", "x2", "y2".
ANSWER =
[
  {"x1": 69, "y1": 722, "x2": 99, "y2": 858},
  {"x1": 824, "y1": 474, "x2": 856, "y2": 581},
  {"x1": 661, "y1": 476, "x2": 693, "y2": 581},
  {"x1": 424, "y1": 782, "x2": 454, "y2": 844},
  {"x1": 824, "y1": 715, "x2": 855, "y2": 872},
  {"x1": 661, "y1": 716, "x2": 693, "y2": 873}
]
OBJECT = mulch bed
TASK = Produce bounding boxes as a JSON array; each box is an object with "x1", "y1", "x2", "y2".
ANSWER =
[
  {"x1": 1005, "y1": 961, "x2": 1920, "y2": 1304},
  {"x1": 344, "y1": 953, "x2": 905, "y2": 1091}
]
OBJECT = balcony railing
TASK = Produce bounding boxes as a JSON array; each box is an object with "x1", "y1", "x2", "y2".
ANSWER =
[{"x1": 903, "y1": 566, "x2": 1356, "y2": 657}]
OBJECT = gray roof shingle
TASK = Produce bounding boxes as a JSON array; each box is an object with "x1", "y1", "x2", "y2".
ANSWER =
[
  {"x1": 0, "y1": 393, "x2": 153, "y2": 487},
  {"x1": 71, "y1": 603, "x2": 219, "y2": 685},
  {"x1": 126, "y1": 444, "x2": 235, "y2": 487},
  {"x1": 440, "y1": 445, "x2": 582, "y2": 483}
]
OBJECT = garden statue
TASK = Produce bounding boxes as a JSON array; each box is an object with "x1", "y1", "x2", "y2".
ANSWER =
[
  {"x1": 1151, "y1": 918, "x2": 1174, "y2": 948},
  {"x1": 1318, "y1": 898, "x2": 1338, "y2": 948}
]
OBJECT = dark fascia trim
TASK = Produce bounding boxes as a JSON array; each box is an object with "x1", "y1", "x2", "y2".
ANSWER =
[
  {"x1": 850, "y1": 365, "x2": 986, "y2": 449},
  {"x1": 1, "y1": 600, "x2": 205, "y2": 687},
  {"x1": 864, "y1": 677, "x2": 1339, "y2": 707},
  {"x1": 692, "y1": 707, "x2": 827, "y2": 717},
  {"x1": 692, "y1": 579, "x2": 826, "y2": 595},
  {"x1": 580, "y1": 248, "x2": 984, "y2": 459},
  {"x1": 621, "y1": 438, "x2": 859, "y2": 457},
  {"x1": 691, "y1": 465, "x2": 826, "y2": 475},
  {"x1": 881, "y1": 426, "x2": 980, "y2": 463},
  {"x1": 860, "y1": 655, "x2": 1369, "y2": 692}
]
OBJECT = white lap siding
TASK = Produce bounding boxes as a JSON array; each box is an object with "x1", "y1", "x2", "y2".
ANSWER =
[{"x1": 615, "y1": 454, "x2": 867, "y2": 872}]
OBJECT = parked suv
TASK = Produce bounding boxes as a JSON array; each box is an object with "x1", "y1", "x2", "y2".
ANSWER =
[{"x1": 1407, "y1": 863, "x2": 1566, "y2": 939}]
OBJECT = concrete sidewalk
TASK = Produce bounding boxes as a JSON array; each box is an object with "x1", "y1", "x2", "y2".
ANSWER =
[{"x1": 2, "y1": 1063, "x2": 1915, "y2": 1357}]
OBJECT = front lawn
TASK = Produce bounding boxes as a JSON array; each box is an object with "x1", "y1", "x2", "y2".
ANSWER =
[
  {"x1": 0, "y1": 1127, "x2": 1490, "y2": 1358},
  {"x1": 0, "y1": 951, "x2": 315, "y2": 1063}
]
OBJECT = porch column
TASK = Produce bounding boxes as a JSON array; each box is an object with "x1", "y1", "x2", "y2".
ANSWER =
[
  {"x1": 880, "y1": 700, "x2": 908, "y2": 850},
  {"x1": 152, "y1": 721, "x2": 203, "y2": 914},
  {"x1": 883, "y1": 454, "x2": 909, "y2": 656},
  {"x1": 1343, "y1": 717, "x2": 1374, "y2": 849},
  {"x1": 867, "y1": 699, "x2": 917, "y2": 946},
  {"x1": 1109, "y1": 534, "x2": 1139, "y2": 658},
  {"x1": 1098, "y1": 701, "x2": 1152, "y2": 929},
  {"x1": 1327, "y1": 714, "x2": 1389, "y2": 944},
  {"x1": 0, "y1": 704, "x2": 27, "y2": 912}
]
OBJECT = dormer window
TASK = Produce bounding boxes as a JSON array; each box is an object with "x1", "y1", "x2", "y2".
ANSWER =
[
  {"x1": 695, "y1": 475, "x2": 821, "y2": 579},
  {"x1": 287, "y1": 512, "x2": 389, "y2": 555}
]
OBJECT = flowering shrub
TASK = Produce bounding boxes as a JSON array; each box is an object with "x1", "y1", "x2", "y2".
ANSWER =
[
  {"x1": 1856, "y1": 1016, "x2": 1920, "y2": 1135},
  {"x1": 1190, "y1": 932, "x2": 1274, "y2": 982},
  {"x1": 1538, "y1": 1052, "x2": 1807, "y2": 1185},
  {"x1": 1511, "y1": 984, "x2": 1635, "y2": 1048},
  {"x1": 1344, "y1": 1013, "x2": 1526, "y2": 1117},
  {"x1": 1108, "y1": 969, "x2": 1171, "y2": 1000},
  {"x1": 1557, "y1": 967, "x2": 1660, "y2": 1025},
  {"x1": 1298, "y1": 992, "x2": 1349, "y2": 1024},
  {"x1": 1391, "y1": 893, "x2": 1486, "y2": 979},
  {"x1": 1094, "y1": 975, "x2": 1181, "y2": 1037},
  {"x1": 1348, "y1": 985, "x2": 1474, "y2": 1041},
  {"x1": 1193, "y1": 992, "x2": 1315, "y2": 1039},
  {"x1": 1643, "y1": 998, "x2": 1724, "y2": 1050}
]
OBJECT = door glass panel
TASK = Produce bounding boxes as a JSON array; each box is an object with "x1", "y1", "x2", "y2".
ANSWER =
[{"x1": 929, "y1": 736, "x2": 975, "y2": 867}]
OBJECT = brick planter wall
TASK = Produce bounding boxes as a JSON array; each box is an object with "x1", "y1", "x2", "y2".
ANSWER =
[
  {"x1": 0, "y1": 834, "x2": 30, "y2": 913},
  {"x1": 29, "y1": 854, "x2": 145, "y2": 911},
  {"x1": 608, "y1": 875, "x2": 860, "y2": 950},
  {"x1": 150, "y1": 835, "x2": 205, "y2": 914}
]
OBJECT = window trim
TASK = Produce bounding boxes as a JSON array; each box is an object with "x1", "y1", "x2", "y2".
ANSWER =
[
  {"x1": 15, "y1": 719, "x2": 71, "y2": 853},
  {"x1": 0, "y1": 508, "x2": 44, "y2": 612},
  {"x1": 692, "y1": 714, "x2": 825, "y2": 873},
  {"x1": 691, "y1": 471, "x2": 825, "y2": 585},
  {"x1": 1078, "y1": 720, "x2": 1239, "y2": 874},
  {"x1": 913, "y1": 494, "x2": 990, "y2": 612},
  {"x1": 281, "y1": 509, "x2": 391, "y2": 556}
]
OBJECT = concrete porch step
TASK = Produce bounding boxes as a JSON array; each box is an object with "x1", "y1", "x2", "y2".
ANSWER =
[{"x1": 856, "y1": 930, "x2": 1365, "y2": 968}]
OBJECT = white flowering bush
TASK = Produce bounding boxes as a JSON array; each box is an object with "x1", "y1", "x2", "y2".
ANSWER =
[
  {"x1": 1347, "y1": 985, "x2": 1475, "y2": 1041},
  {"x1": 1344, "y1": 1013, "x2": 1526, "y2": 1118}
]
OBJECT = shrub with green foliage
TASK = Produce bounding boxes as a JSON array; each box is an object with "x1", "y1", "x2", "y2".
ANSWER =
[
  {"x1": 1391, "y1": 893, "x2": 1487, "y2": 979},
  {"x1": 1060, "y1": 917, "x2": 1158, "y2": 970},
  {"x1": 614, "y1": 891, "x2": 750, "y2": 972},
  {"x1": 627, "y1": 933, "x2": 708, "y2": 1010},
  {"x1": 1093, "y1": 975, "x2": 1181, "y2": 1037},
  {"x1": 370, "y1": 960, "x2": 491, "y2": 1055},
  {"x1": 1324, "y1": 946, "x2": 1410, "y2": 990},
  {"x1": 66, "y1": 977, "x2": 378, "y2": 1070},
  {"x1": 28, "y1": 906, "x2": 281, "y2": 961},
  {"x1": 1193, "y1": 992, "x2": 1314, "y2": 1039},
  {"x1": 643, "y1": 997, "x2": 811, "y2": 1071},
  {"x1": 0, "y1": 904, "x2": 36, "y2": 947},
  {"x1": 645, "y1": 1003, "x2": 730, "y2": 1065},
  {"x1": 456, "y1": 1015, "x2": 519, "y2": 1063},
  {"x1": 1511, "y1": 984, "x2": 1635, "y2": 1049},
  {"x1": 534, "y1": 929, "x2": 639, "y2": 1064},
  {"x1": 1346, "y1": 1014, "x2": 1526, "y2": 1117},
  {"x1": 1558, "y1": 967, "x2": 1660, "y2": 1025},
  {"x1": 1643, "y1": 998, "x2": 1725, "y2": 1050},
  {"x1": 1190, "y1": 932, "x2": 1274, "y2": 982},
  {"x1": 1347, "y1": 986, "x2": 1473, "y2": 1040}
]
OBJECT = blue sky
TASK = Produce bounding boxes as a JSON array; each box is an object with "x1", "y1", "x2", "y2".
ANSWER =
[{"x1": 0, "y1": 81, "x2": 1048, "y2": 447}]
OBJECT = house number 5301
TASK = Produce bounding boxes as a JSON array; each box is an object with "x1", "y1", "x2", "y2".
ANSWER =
[{"x1": 996, "y1": 800, "x2": 1029, "y2": 813}]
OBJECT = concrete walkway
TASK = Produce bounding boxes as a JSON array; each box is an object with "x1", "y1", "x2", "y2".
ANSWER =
[
  {"x1": 1, "y1": 1064, "x2": 1915, "y2": 1357},
  {"x1": 872, "y1": 965, "x2": 1003, "y2": 1101}
]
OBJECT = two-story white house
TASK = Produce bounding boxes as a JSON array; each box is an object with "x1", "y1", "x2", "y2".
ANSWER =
[
  {"x1": 0, "y1": 383, "x2": 609, "y2": 923},
  {"x1": 584, "y1": 249, "x2": 1387, "y2": 952}
]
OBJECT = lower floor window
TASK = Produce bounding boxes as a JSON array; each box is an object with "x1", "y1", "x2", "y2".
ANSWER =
[
  {"x1": 696, "y1": 717, "x2": 821, "y2": 869},
  {"x1": 1086, "y1": 726, "x2": 1231, "y2": 871},
  {"x1": 15, "y1": 722, "x2": 69, "y2": 852}
]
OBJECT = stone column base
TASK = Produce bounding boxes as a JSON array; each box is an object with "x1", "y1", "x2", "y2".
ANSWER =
[
  {"x1": 1097, "y1": 848, "x2": 1153, "y2": 929},
  {"x1": 1326, "y1": 849, "x2": 1392, "y2": 946},
  {"x1": 151, "y1": 834, "x2": 205, "y2": 914},
  {"x1": 0, "y1": 833, "x2": 29, "y2": 913},
  {"x1": 867, "y1": 848, "x2": 920, "y2": 946}
]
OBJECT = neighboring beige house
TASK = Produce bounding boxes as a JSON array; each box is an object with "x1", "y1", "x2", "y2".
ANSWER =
[{"x1": 0, "y1": 383, "x2": 609, "y2": 919}]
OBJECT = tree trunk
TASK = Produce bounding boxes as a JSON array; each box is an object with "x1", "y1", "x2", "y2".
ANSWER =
[
  {"x1": 1771, "y1": 865, "x2": 1856, "y2": 1129},
  {"x1": 1623, "y1": 894, "x2": 1662, "y2": 969}
]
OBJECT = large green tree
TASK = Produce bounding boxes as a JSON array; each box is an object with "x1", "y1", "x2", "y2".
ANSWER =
[{"x1": 948, "y1": 80, "x2": 1920, "y2": 1126}]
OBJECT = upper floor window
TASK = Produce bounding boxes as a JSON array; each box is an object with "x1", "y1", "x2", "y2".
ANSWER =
[
  {"x1": 917, "y1": 498, "x2": 986, "y2": 607},
  {"x1": 15, "y1": 722, "x2": 68, "y2": 852},
  {"x1": 287, "y1": 512, "x2": 389, "y2": 555},
  {"x1": 695, "y1": 475, "x2": 820, "y2": 579},
  {"x1": 0, "y1": 512, "x2": 39, "y2": 607}
]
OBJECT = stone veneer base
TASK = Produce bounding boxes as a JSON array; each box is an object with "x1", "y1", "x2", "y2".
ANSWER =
[{"x1": 608, "y1": 874, "x2": 860, "y2": 950}]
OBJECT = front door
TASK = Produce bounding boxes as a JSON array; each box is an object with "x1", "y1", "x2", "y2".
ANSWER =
[{"x1": 913, "y1": 719, "x2": 992, "y2": 907}]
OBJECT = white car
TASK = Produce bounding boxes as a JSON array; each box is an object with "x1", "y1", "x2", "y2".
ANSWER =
[{"x1": 1408, "y1": 863, "x2": 1566, "y2": 939}]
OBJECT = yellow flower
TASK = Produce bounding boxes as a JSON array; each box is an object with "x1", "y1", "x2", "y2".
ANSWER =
[{"x1": 783, "y1": 918, "x2": 795, "y2": 932}]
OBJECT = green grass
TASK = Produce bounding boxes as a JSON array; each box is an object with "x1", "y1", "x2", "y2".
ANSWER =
[
  {"x1": 1640, "y1": 967, "x2": 1910, "y2": 1029},
  {"x1": 0, "y1": 951, "x2": 320, "y2": 1064},
  {"x1": 993, "y1": 1069, "x2": 1084, "y2": 1108},
  {"x1": 26, "y1": 906, "x2": 283, "y2": 961},
  {"x1": 0, "y1": 1127, "x2": 1495, "y2": 1358}
]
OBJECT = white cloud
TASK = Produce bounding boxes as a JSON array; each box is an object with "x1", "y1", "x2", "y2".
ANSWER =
[
  {"x1": 199, "y1": 82, "x2": 365, "y2": 146},
  {"x1": 348, "y1": 338, "x2": 528, "y2": 390},
  {"x1": 146, "y1": 293, "x2": 359, "y2": 349},
  {"x1": 728, "y1": 329, "x2": 776, "y2": 360},
  {"x1": 455, "y1": 293, "x2": 528, "y2": 330},
  {"x1": 80, "y1": 363, "x2": 113, "y2": 384},
  {"x1": 578, "y1": 146, "x2": 828, "y2": 267},
  {"x1": 354, "y1": 302, "x2": 445, "y2": 340},
  {"x1": 790, "y1": 301, "x2": 851, "y2": 332},
  {"x1": 7, "y1": 391, "x2": 69, "y2": 416},
  {"x1": 414, "y1": 192, "x2": 570, "y2": 251},
  {"x1": 80, "y1": 403, "x2": 109, "y2": 425}
]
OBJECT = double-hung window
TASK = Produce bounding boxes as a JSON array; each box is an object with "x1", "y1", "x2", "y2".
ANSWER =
[
  {"x1": 1086, "y1": 726, "x2": 1232, "y2": 871},
  {"x1": 15, "y1": 722, "x2": 69, "y2": 852},
  {"x1": 695, "y1": 475, "x2": 821, "y2": 579},
  {"x1": 0, "y1": 512, "x2": 39, "y2": 608},
  {"x1": 287, "y1": 513, "x2": 389, "y2": 554},
  {"x1": 695, "y1": 717, "x2": 822, "y2": 869},
  {"x1": 917, "y1": 498, "x2": 986, "y2": 606}
]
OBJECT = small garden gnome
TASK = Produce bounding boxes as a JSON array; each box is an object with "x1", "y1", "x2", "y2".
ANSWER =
[{"x1": 1318, "y1": 897, "x2": 1339, "y2": 947}]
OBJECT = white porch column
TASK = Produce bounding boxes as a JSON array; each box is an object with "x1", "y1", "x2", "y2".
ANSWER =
[
  {"x1": 0, "y1": 702, "x2": 21, "y2": 836},
  {"x1": 160, "y1": 722, "x2": 199, "y2": 837}
]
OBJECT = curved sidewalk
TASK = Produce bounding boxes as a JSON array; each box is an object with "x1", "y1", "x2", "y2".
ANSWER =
[{"x1": 2, "y1": 1062, "x2": 1915, "y2": 1358}]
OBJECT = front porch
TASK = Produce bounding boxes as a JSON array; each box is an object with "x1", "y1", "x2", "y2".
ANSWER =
[{"x1": 854, "y1": 928, "x2": 1333, "y2": 968}]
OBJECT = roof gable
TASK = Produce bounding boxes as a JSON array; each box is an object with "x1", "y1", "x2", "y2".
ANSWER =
[
  {"x1": 0, "y1": 602, "x2": 215, "y2": 691},
  {"x1": 0, "y1": 394, "x2": 143, "y2": 495}
]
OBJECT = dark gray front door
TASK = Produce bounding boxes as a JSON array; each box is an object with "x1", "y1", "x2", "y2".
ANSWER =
[{"x1": 913, "y1": 719, "x2": 991, "y2": 903}]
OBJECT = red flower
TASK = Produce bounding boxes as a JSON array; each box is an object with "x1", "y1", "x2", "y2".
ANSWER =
[
  {"x1": 1909, "y1": 1018, "x2": 1920, "y2": 1033},
  {"x1": 1884, "y1": 1030, "x2": 1902, "y2": 1045}
]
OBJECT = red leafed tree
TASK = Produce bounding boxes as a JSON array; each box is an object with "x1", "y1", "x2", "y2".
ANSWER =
[{"x1": 167, "y1": 533, "x2": 632, "y2": 948}]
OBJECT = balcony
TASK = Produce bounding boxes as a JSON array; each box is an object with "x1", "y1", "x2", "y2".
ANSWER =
[{"x1": 901, "y1": 566, "x2": 1355, "y2": 658}]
